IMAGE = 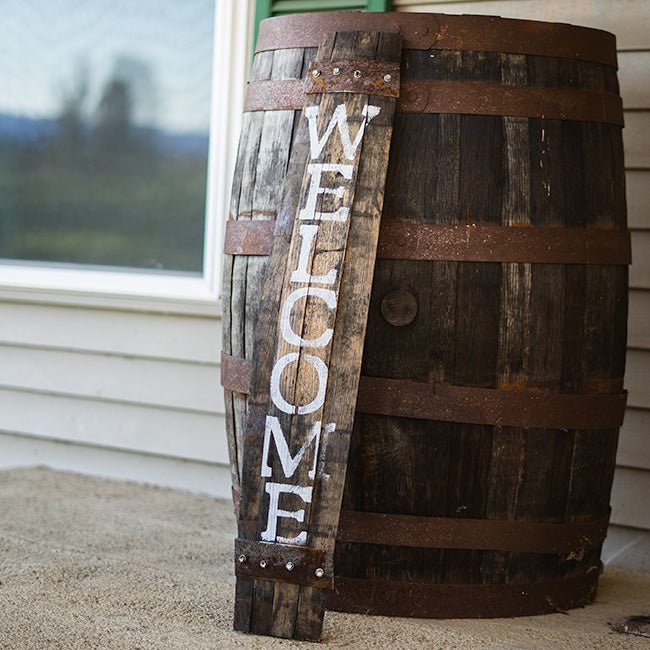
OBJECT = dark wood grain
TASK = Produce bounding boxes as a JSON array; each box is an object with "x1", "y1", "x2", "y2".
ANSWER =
[{"x1": 224, "y1": 23, "x2": 627, "y2": 621}]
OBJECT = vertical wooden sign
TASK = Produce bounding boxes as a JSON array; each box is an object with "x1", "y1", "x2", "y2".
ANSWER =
[{"x1": 233, "y1": 31, "x2": 402, "y2": 641}]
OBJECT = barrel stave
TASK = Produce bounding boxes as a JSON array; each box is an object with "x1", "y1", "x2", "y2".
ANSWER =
[{"x1": 222, "y1": 48, "x2": 307, "y2": 493}]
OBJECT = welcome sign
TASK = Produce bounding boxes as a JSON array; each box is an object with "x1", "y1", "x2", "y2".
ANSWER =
[{"x1": 234, "y1": 31, "x2": 402, "y2": 641}]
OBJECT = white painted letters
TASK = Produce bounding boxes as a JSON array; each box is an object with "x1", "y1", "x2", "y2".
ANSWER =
[
  {"x1": 290, "y1": 224, "x2": 338, "y2": 285},
  {"x1": 259, "y1": 101, "x2": 381, "y2": 545},
  {"x1": 299, "y1": 163, "x2": 353, "y2": 222},
  {"x1": 306, "y1": 103, "x2": 381, "y2": 160},
  {"x1": 269, "y1": 352, "x2": 329, "y2": 415},
  {"x1": 261, "y1": 415, "x2": 322, "y2": 480},
  {"x1": 261, "y1": 482, "x2": 313, "y2": 545}
]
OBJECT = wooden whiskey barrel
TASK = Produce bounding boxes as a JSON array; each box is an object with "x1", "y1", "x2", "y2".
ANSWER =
[{"x1": 221, "y1": 11, "x2": 629, "y2": 618}]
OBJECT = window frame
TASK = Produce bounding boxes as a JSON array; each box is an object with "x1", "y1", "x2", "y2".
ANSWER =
[{"x1": 0, "y1": 0, "x2": 253, "y2": 314}]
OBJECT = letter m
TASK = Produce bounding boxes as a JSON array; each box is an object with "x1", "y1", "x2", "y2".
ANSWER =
[{"x1": 261, "y1": 415, "x2": 324, "y2": 480}]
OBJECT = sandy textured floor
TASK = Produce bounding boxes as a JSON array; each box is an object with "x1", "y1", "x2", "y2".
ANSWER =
[{"x1": 1, "y1": 467, "x2": 649, "y2": 649}]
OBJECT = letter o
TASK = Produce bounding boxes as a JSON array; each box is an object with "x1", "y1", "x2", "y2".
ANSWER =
[{"x1": 270, "y1": 352, "x2": 329, "y2": 415}]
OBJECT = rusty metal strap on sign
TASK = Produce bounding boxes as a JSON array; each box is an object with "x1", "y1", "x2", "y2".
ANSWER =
[
  {"x1": 234, "y1": 539, "x2": 333, "y2": 589},
  {"x1": 305, "y1": 60, "x2": 400, "y2": 97},
  {"x1": 244, "y1": 79, "x2": 623, "y2": 125},
  {"x1": 221, "y1": 353, "x2": 627, "y2": 430},
  {"x1": 337, "y1": 510, "x2": 610, "y2": 555},
  {"x1": 224, "y1": 220, "x2": 632, "y2": 265},
  {"x1": 326, "y1": 570, "x2": 599, "y2": 618},
  {"x1": 256, "y1": 13, "x2": 617, "y2": 67}
]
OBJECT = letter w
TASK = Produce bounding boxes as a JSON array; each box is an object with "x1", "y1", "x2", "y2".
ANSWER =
[
  {"x1": 306, "y1": 103, "x2": 381, "y2": 160},
  {"x1": 261, "y1": 416, "x2": 327, "y2": 480}
]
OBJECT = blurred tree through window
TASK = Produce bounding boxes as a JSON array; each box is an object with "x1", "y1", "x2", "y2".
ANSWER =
[{"x1": 0, "y1": 1, "x2": 215, "y2": 273}]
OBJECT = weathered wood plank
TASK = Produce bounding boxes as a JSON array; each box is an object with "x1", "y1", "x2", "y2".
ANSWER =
[
  {"x1": 235, "y1": 30, "x2": 402, "y2": 640},
  {"x1": 482, "y1": 54, "x2": 530, "y2": 584},
  {"x1": 224, "y1": 49, "x2": 304, "y2": 493}
]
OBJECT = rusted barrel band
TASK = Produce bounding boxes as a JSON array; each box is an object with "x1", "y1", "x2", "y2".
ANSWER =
[
  {"x1": 223, "y1": 220, "x2": 275, "y2": 256},
  {"x1": 224, "y1": 220, "x2": 632, "y2": 265},
  {"x1": 402, "y1": 80, "x2": 623, "y2": 125},
  {"x1": 257, "y1": 13, "x2": 617, "y2": 68},
  {"x1": 357, "y1": 376, "x2": 627, "y2": 430},
  {"x1": 337, "y1": 510, "x2": 610, "y2": 555},
  {"x1": 378, "y1": 222, "x2": 631, "y2": 264},
  {"x1": 244, "y1": 79, "x2": 623, "y2": 125},
  {"x1": 229, "y1": 490, "x2": 608, "y2": 555},
  {"x1": 326, "y1": 570, "x2": 599, "y2": 618},
  {"x1": 220, "y1": 354, "x2": 627, "y2": 430}
]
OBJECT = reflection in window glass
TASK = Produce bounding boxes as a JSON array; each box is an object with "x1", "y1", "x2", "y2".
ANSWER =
[{"x1": 0, "y1": 1, "x2": 214, "y2": 273}]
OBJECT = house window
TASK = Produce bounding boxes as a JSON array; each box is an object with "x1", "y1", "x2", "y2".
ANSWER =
[{"x1": 0, "y1": 1, "x2": 215, "y2": 275}]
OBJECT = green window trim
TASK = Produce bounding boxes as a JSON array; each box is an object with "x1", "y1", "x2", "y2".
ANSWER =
[{"x1": 253, "y1": 0, "x2": 393, "y2": 54}]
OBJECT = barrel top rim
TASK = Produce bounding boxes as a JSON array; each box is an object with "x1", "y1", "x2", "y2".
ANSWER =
[{"x1": 256, "y1": 11, "x2": 617, "y2": 68}]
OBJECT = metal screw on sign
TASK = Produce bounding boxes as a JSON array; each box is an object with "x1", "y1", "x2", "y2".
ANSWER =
[
  {"x1": 332, "y1": 67, "x2": 341, "y2": 76},
  {"x1": 312, "y1": 69, "x2": 321, "y2": 78},
  {"x1": 384, "y1": 74, "x2": 392, "y2": 83},
  {"x1": 237, "y1": 554, "x2": 246, "y2": 564},
  {"x1": 285, "y1": 562, "x2": 295, "y2": 572},
  {"x1": 353, "y1": 70, "x2": 362, "y2": 79},
  {"x1": 315, "y1": 568, "x2": 325, "y2": 578},
  {"x1": 259, "y1": 559, "x2": 268, "y2": 568}
]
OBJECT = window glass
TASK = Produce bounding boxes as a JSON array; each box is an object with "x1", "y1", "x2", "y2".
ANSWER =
[{"x1": 0, "y1": 0, "x2": 214, "y2": 273}]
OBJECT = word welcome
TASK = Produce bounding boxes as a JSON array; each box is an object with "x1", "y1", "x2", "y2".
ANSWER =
[{"x1": 260, "y1": 102, "x2": 380, "y2": 545}]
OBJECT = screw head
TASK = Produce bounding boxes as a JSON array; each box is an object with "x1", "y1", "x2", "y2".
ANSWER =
[
  {"x1": 259, "y1": 559, "x2": 268, "y2": 569},
  {"x1": 237, "y1": 554, "x2": 246, "y2": 564},
  {"x1": 285, "y1": 562, "x2": 295, "y2": 572},
  {"x1": 311, "y1": 69, "x2": 321, "y2": 78},
  {"x1": 332, "y1": 67, "x2": 341, "y2": 76},
  {"x1": 315, "y1": 568, "x2": 325, "y2": 578},
  {"x1": 383, "y1": 74, "x2": 392, "y2": 83},
  {"x1": 353, "y1": 69, "x2": 362, "y2": 79}
]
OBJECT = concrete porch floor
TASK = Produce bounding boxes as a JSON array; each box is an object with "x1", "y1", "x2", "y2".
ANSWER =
[{"x1": 1, "y1": 467, "x2": 649, "y2": 649}]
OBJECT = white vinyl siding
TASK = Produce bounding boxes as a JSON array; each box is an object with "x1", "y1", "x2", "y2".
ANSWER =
[
  {"x1": 0, "y1": 0, "x2": 252, "y2": 498},
  {"x1": 0, "y1": 304, "x2": 229, "y2": 486}
]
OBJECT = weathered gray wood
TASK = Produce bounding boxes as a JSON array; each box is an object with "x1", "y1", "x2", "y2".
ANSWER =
[
  {"x1": 481, "y1": 54, "x2": 531, "y2": 583},
  {"x1": 223, "y1": 49, "x2": 304, "y2": 495},
  {"x1": 234, "y1": 30, "x2": 402, "y2": 640}
]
